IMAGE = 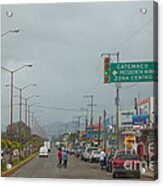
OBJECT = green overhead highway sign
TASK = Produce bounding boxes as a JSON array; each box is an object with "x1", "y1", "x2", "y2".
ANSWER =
[{"x1": 110, "y1": 62, "x2": 158, "y2": 83}]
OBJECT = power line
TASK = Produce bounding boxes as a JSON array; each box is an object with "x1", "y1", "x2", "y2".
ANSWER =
[
  {"x1": 2, "y1": 103, "x2": 83, "y2": 112},
  {"x1": 32, "y1": 105, "x2": 82, "y2": 112},
  {"x1": 116, "y1": 17, "x2": 152, "y2": 49}
]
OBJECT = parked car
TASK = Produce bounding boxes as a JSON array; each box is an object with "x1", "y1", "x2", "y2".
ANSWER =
[
  {"x1": 89, "y1": 149, "x2": 100, "y2": 163},
  {"x1": 106, "y1": 149, "x2": 116, "y2": 172},
  {"x1": 75, "y1": 146, "x2": 85, "y2": 158},
  {"x1": 79, "y1": 148, "x2": 86, "y2": 160},
  {"x1": 69, "y1": 148, "x2": 76, "y2": 155},
  {"x1": 83, "y1": 147, "x2": 99, "y2": 161},
  {"x1": 39, "y1": 146, "x2": 48, "y2": 158},
  {"x1": 112, "y1": 150, "x2": 141, "y2": 178}
]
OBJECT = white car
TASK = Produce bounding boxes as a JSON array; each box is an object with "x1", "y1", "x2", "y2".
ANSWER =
[
  {"x1": 83, "y1": 147, "x2": 98, "y2": 161},
  {"x1": 39, "y1": 146, "x2": 48, "y2": 158},
  {"x1": 89, "y1": 150, "x2": 100, "y2": 162}
]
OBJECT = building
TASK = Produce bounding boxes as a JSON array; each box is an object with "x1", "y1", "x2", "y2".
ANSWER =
[{"x1": 137, "y1": 97, "x2": 155, "y2": 129}]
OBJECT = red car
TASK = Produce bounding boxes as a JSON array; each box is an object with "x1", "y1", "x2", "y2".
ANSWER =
[{"x1": 112, "y1": 150, "x2": 141, "y2": 179}]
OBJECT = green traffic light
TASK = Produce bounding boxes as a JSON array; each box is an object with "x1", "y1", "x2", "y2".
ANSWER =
[{"x1": 104, "y1": 71, "x2": 109, "y2": 76}]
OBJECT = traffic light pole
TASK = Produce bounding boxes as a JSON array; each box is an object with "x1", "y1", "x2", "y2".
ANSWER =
[
  {"x1": 116, "y1": 51, "x2": 120, "y2": 150},
  {"x1": 101, "y1": 51, "x2": 120, "y2": 150}
]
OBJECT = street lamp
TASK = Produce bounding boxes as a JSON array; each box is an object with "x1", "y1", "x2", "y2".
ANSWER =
[
  {"x1": 28, "y1": 102, "x2": 40, "y2": 142},
  {"x1": 21, "y1": 95, "x2": 39, "y2": 143},
  {"x1": 6, "y1": 83, "x2": 37, "y2": 123},
  {"x1": 1, "y1": 64, "x2": 33, "y2": 161},
  {"x1": 6, "y1": 83, "x2": 37, "y2": 144},
  {"x1": 1, "y1": 27, "x2": 20, "y2": 37}
]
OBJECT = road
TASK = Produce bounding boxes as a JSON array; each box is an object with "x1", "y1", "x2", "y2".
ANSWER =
[{"x1": 8, "y1": 147, "x2": 152, "y2": 180}]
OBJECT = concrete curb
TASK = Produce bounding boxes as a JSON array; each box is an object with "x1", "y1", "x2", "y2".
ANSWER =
[
  {"x1": 1, "y1": 153, "x2": 36, "y2": 177},
  {"x1": 142, "y1": 173, "x2": 155, "y2": 180}
]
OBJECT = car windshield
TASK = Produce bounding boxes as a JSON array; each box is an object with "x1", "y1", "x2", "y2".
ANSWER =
[
  {"x1": 94, "y1": 150, "x2": 100, "y2": 154},
  {"x1": 116, "y1": 154, "x2": 138, "y2": 160},
  {"x1": 88, "y1": 148, "x2": 98, "y2": 153}
]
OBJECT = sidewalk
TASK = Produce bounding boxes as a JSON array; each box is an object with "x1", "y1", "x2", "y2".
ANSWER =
[{"x1": 142, "y1": 170, "x2": 157, "y2": 180}]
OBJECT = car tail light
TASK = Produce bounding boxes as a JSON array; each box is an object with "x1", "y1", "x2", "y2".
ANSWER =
[{"x1": 112, "y1": 161, "x2": 117, "y2": 167}]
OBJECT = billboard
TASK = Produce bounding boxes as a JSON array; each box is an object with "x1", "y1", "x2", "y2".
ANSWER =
[
  {"x1": 133, "y1": 114, "x2": 146, "y2": 125},
  {"x1": 137, "y1": 97, "x2": 154, "y2": 124},
  {"x1": 120, "y1": 109, "x2": 136, "y2": 127}
]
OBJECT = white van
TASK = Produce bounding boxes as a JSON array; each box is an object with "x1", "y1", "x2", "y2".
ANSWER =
[
  {"x1": 44, "y1": 141, "x2": 51, "y2": 152},
  {"x1": 39, "y1": 146, "x2": 48, "y2": 158}
]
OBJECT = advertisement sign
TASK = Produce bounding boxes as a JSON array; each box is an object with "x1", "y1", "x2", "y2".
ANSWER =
[
  {"x1": 120, "y1": 109, "x2": 136, "y2": 127},
  {"x1": 137, "y1": 97, "x2": 154, "y2": 125},
  {"x1": 133, "y1": 114, "x2": 146, "y2": 125},
  {"x1": 106, "y1": 118, "x2": 110, "y2": 127}
]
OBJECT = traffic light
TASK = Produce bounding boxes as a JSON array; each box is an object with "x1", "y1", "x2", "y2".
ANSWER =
[{"x1": 104, "y1": 57, "x2": 110, "y2": 83}]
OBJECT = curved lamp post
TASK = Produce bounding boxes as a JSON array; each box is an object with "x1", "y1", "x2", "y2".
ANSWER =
[
  {"x1": 1, "y1": 27, "x2": 20, "y2": 37},
  {"x1": 6, "y1": 83, "x2": 37, "y2": 144},
  {"x1": 1, "y1": 64, "x2": 33, "y2": 161}
]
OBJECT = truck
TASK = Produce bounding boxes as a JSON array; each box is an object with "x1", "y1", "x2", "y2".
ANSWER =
[{"x1": 44, "y1": 141, "x2": 51, "y2": 152}]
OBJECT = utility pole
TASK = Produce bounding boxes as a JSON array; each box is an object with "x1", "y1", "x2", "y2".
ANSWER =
[
  {"x1": 134, "y1": 97, "x2": 138, "y2": 114},
  {"x1": 25, "y1": 98, "x2": 28, "y2": 142},
  {"x1": 110, "y1": 115, "x2": 114, "y2": 148},
  {"x1": 77, "y1": 116, "x2": 80, "y2": 142},
  {"x1": 28, "y1": 105, "x2": 31, "y2": 142},
  {"x1": 80, "y1": 107, "x2": 89, "y2": 143},
  {"x1": 98, "y1": 116, "x2": 101, "y2": 147},
  {"x1": 103, "y1": 110, "x2": 107, "y2": 150},
  {"x1": 85, "y1": 109, "x2": 88, "y2": 143},
  {"x1": 116, "y1": 51, "x2": 120, "y2": 150},
  {"x1": 31, "y1": 112, "x2": 34, "y2": 147},
  {"x1": 72, "y1": 116, "x2": 83, "y2": 143},
  {"x1": 83, "y1": 95, "x2": 96, "y2": 146},
  {"x1": 10, "y1": 72, "x2": 13, "y2": 161}
]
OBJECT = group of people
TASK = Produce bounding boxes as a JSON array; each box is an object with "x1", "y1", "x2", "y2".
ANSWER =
[
  {"x1": 56, "y1": 147, "x2": 109, "y2": 170},
  {"x1": 57, "y1": 148, "x2": 68, "y2": 168}
]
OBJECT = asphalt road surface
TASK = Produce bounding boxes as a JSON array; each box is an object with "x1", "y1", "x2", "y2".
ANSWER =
[{"x1": 8, "y1": 147, "x2": 152, "y2": 180}]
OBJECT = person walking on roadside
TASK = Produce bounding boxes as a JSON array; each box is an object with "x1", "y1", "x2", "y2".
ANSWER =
[
  {"x1": 62, "y1": 149, "x2": 68, "y2": 168},
  {"x1": 99, "y1": 148, "x2": 106, "y2": 170},
  {"x1": 57, "y1": 148, "x2": 62, "y2": 168}
]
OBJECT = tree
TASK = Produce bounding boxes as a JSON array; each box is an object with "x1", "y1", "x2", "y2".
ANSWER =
[
  {"x1": 5, "y1": 121, "x2": 31, "y2": 143},
  {"x1": 12, "y1": 141, "x2": 21, "y2": 150},
  {"x1": 1, "y1": 139, "x2": 11, "y2": 151},
  {"x1": 68, "y1": 133, "x2": 78, "y2": 144}
]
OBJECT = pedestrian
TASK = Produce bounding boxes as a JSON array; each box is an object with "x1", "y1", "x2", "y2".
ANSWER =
[
  {"x1": 99, "y1": 148, "x2": 106, "y2": 170},
  {"x1": 57, "y1": 148, "x2": 62, "y2": 168},
  {"x1": 62, "y1": 149, "x2": 68, "y2": 168}
]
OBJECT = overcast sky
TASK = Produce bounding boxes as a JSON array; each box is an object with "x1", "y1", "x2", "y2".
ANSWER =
[{"x1": 1, "y1": 1, "x2": 155, "y2": 134}]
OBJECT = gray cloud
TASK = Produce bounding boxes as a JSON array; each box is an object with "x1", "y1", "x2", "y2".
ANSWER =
[{"x1": 1, "y1": 1, "x2": 154, "y2": 133}]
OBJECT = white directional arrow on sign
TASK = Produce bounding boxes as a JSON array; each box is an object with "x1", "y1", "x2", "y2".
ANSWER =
[{"x1": 112, "y1": 70, "x2": 118, "y2": 76}]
